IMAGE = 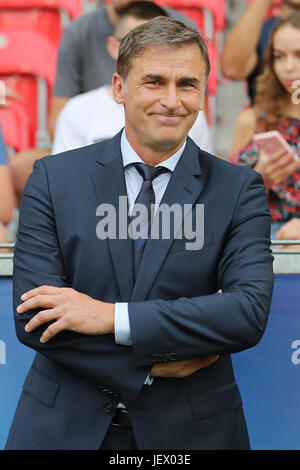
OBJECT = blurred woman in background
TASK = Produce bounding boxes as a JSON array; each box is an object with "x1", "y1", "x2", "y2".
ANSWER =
[{"x1": 230, "y1": 13, "x2": 300, "y2": 242}]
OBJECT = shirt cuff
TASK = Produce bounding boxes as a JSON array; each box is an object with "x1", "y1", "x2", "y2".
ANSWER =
[
  {"x1": 114, "y1": 302, "x2": 132, "y2": 346},
  {"x1": 114, "y1": 303, "x2": 153, "y2": 386}
]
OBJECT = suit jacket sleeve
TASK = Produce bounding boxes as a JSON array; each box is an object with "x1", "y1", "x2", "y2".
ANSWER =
[
  {"x1": 13, "y1": 159, "x2": 149, "y2": 407},
  {"x1": 128, "y1": 170, "x2": 274, "y2": 366}
]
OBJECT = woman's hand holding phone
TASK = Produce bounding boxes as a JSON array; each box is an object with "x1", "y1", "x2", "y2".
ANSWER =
[
  {"x1": 254, "y1": 148, "x2": 300, "y2": 189},
  {"x1": 253, "y1": 131, "x2": 300, "y2": 189}
]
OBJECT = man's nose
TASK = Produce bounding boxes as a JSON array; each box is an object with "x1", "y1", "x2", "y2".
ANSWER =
[{"x1": 160, "y1": 84, "x2": 180, "y2": 110}]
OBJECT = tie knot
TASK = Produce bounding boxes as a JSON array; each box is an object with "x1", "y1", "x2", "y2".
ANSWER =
[{"x1": 134, "y1": 163, "x2": 169, "y2": 183}]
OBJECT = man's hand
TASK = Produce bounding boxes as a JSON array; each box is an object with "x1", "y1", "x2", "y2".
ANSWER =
[
  {"x1": 275, "y1": 218, "x2": 300, "y2": 250},
  {"x1": 150, "y1": 355, "x2": 219, "y2": 378},
  {"x1": 254, "y1": 149, "x2": 300, "y2": 189},
  {"x1": 150, "y1": 289, "x2": 221, "y2": 378},
  {"x1": 17, "y1": 286, "x2": 115, "y2": 343}
]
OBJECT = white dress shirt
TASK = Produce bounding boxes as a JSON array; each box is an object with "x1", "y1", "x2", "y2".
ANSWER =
[{"x1": 114, "y1": 130, "x2": 186, "y2": 347}]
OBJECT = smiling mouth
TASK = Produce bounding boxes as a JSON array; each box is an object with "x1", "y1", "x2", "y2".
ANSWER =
[
  {"x1": 150, "y1": 114, "x2": 186, "y2": 126},
  {"x1": 150, "y1": 113, "x2": 187, "y2": 118}
]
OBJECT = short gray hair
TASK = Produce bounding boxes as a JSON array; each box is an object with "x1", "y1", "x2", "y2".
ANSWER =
[{"x1": 116, "y1": 16, "x2": 210, "y2": 81}]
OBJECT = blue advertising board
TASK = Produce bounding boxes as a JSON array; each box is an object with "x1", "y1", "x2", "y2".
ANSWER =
[
  {"x1": 1, "y1": 275, "x2": 300, "y2": 449},
  {"x1": 0, "y1": 278, "x2": 34, "y2": 449},
  {"x1": 232, "y1": 275, "x2": 300, "y2": 450}
]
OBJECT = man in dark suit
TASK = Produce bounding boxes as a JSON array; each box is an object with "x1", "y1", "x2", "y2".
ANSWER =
[{"x1": 6, "y1": 17, "x2": 274, "y2": 450}]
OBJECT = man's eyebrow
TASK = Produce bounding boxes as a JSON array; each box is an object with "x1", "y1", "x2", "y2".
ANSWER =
[
  {"x1": 141, "y1": 74, "x2": 163, "y2": 81},
  {"x1": 178, "y1": 77, "x2": 201, "y2": 85},
  {"x1": 141, "y1": 74, "x2": 201, "y2": 84}
]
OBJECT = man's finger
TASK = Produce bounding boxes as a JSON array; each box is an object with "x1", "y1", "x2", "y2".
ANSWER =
[
  {"x1": 17, "y1": 293, "x2": 62, "y2": 313},
  {"x1": 150, "y1": 355, "x2": 219, "y2": 378},
  {"x1": 21, "y1": 285, "x2": 64, "y2": 301},
  {"x1": 24, "y1": 309, "x2": 59, "y2": 332},
  {"x1": 171, "y1": 355, "x2": 219, "y2": 378},
  {"x1": 196, "y1": 354, "x2": 219, "y2": 368},
  {"x1": 150, "y1": 360, "x2": 187, "y2": 377},
  {"x1": 39, "y1": 320, "x2": 65, "y2": 343}
]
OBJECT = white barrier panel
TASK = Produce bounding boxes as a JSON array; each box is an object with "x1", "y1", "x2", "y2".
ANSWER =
[{"x1": 2, "y1": 242, "x2": 300, "y2": 276}]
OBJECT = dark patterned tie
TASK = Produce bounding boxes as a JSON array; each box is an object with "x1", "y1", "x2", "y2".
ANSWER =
[{"x1": 130, "y1": 163, "x2": 170, "y2": 277}]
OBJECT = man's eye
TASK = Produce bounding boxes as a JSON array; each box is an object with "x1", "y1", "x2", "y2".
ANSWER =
[{"x1": 180, "y1": 82, "x2": 194, "y2": 88}]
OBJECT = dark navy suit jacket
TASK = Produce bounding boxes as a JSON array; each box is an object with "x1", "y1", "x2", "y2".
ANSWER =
[{"x1": 6, "y1": 132, "x2": 274, "y2": 449}]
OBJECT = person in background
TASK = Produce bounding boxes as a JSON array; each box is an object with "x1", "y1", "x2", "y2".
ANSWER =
[
  {"x1": 9, "y1": 1, "x2": 199, "y2": 208},
  {"x1": 49, "y1": 0, "x2": 198, "y2": 138},
  {"x1": 230, "y1": 13, "x2": 300, "y2": 243},
  {"x1": 52, "y1": 2, "x2": 213, "y2": 155},
  {"x1": 0, "y1": 125, "x2": 15, "y2": 245},
  {"x1": 221, "y1": 0, "x2": 300, "y2": 103}
]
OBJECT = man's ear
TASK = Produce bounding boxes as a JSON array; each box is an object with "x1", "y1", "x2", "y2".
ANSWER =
[
  {"x1": 112, "y1": 73, "x2": 126, "y2": 104},
  {"x1": 106, "y1": 35, "x2": 119, "y2": 61}
]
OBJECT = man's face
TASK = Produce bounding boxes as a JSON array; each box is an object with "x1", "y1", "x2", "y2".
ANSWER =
[{"x1": 113, "y1": 44, "x2": 207, "y2": 160}]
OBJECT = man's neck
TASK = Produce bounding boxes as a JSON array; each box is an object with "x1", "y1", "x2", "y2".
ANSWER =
[{"x1": 124, "y1": 130, "x2": 186, "y2": 166}]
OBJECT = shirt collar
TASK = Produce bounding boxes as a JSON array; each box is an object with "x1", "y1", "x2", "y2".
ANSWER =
[{"x1": 120, "y1": 129, "x2": 186, "y2": 172}]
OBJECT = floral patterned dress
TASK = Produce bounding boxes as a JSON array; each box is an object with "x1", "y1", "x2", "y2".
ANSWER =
[{"x1": 230, "y1": 116, "x2": 300, "y2": 222}]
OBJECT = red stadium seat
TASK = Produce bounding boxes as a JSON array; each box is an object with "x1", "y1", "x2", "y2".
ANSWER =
[
  {"x1": 0, "y1": 0, "x2": 82, "y2": 20},
  {"x1": 0, "y1": 0, "x2": 82, "y2": 46},
  {"x1": 206, "y1": 40, "x2": 217, "y2": 96},
  {"x1": 0, "y1": 29, "x2": 57, "y2": 148},
  {"x1": 0, "y1": 99, "x2": 30, "y2": 154},
  {"x1": 156, "y1": 0, "x2": 226, "y2": 39}
]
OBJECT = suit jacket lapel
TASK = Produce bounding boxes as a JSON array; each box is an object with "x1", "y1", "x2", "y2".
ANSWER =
[
  {"x1": 130, "y1": 138, "x2": 204, "y2": 301},
  {"x1": 90, "y1": 132, "x2": 135, "y2": 301}
]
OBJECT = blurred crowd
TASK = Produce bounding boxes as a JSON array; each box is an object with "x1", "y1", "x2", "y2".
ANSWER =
[{"x1": 0, "y1": 0, "x2": 299, "y2": 245}]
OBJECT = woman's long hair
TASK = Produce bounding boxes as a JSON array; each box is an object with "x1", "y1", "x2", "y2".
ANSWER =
[{"x1": 254, "y1": 12, "x2": 300, "y2": 131}]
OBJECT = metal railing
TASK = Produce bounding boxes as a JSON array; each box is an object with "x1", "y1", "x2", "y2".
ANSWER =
[
  {"x1": 270, "y1": 240, "x2": 300, "y2": 274},
  {"x1": 1, "y1": 242, "x2": 300, "y2": 276},
  {"x1": 0, "y1": 244, "x2": 14, "y2": 277}
]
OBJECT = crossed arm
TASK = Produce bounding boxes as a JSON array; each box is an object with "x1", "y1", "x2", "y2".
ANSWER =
[
  {"x1": 16, "y1": 285, "x2": 218, "y2": 378},
  {"x1": 13, "y1": 158, "x2": 273, "y2": 399}
]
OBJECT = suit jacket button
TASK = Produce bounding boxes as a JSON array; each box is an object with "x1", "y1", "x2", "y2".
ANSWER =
[{"x1": 103, "y1": 402, "x2": 114, "y2": 413}]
